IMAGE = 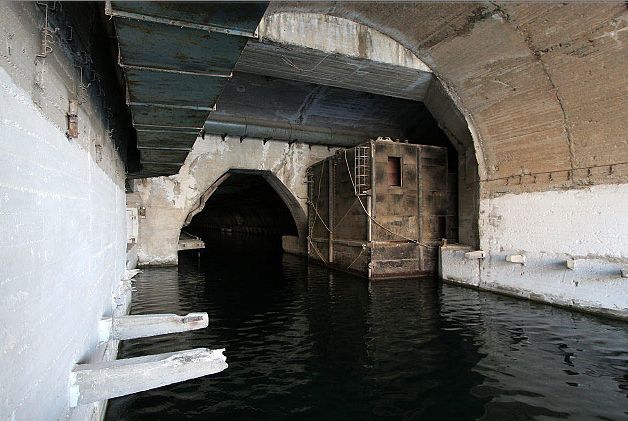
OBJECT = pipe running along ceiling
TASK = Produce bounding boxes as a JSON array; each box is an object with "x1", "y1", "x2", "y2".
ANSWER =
[{"x1": 105, "y1": 1, "x2": 268, "y2": 177}]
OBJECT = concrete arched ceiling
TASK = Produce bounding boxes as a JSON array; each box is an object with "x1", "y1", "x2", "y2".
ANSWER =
[{"x1": 267, "y1": 2, "x2": 628, "y2": 196}]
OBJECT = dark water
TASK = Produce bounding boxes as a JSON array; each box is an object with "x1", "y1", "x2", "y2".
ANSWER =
[{"x1": 107, "y1": 236, "x2": 628, "y2": 421}]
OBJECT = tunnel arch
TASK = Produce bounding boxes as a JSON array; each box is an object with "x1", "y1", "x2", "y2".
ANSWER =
[
  {"x1": 258, "y1": 10, "x2": 487, "y2": 180},
  {"x1": 183, "y1": 169, "x2": 308, "y2": 252},
  {"x1": 263, "y1": 3, "x2": 628, "y2": 194},
  {"x1": 254, "y1": 10, "x2": 484, "y2": 246}
]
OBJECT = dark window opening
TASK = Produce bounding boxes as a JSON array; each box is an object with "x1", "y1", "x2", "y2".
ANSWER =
[{"x1": 387, "y1": 157, "x2": 402, "y2": 187}]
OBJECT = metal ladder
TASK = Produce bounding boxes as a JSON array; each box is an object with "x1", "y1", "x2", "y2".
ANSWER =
[
  {"x1": 354, "y1": 145, "x2": 370, "y2": 195},
  {"x1": 305, "y1": 168, "x2": 315, "y2": 234}
]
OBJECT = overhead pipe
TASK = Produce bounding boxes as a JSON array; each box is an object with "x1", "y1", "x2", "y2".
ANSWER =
[{"x1": 203, "y1": 115, "x2": 370, "y2": 147}]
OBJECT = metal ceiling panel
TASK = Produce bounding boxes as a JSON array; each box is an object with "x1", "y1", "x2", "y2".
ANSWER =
[
  {"x1": 130, "y1": 105, "x2": 209, "y2": 129},
  {"x1": 140, "y1": 149, "x2": 189, "y2": 164},
  {"x1": 237, "y1": 41, "x2": 433, "y2": 101},
  {"x1": 110, "y1": 2, "x2": 267, "y2": 36},
  {"x1": 139, "y1": 163, "x2": 182, "y2": 176},
  {"x1": 125, "y1": 68, "x2": 225, "y2": 107},
  {"x1": 107, "y1": 1, "x2": 267, "y2": 176},
  {"x1": 115, "y1": 19, "x2": 248, "y2": 74},
  {"x1": 136, "y1": 130, "x2": 199, "y2": 150}
]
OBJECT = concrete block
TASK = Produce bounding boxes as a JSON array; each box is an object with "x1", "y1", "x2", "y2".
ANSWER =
[
  {"x1": 69, "y1": 348, "x2": 227, "y2": 406},
  {"x1": 506, "y1": 254, "x2": 526, "y2": 265},
  {"x1": 440, "y1": 245, "x2": 481, "y2": 287},
  {"x1": 621, "y1": 269, "x2": 628, "y2": 278},
  {"x1": 566, "y1": 259, "x2": 578, "y2": 270},
  {"x1": 0, "y1": 20, "x2": 127, "y2": 419},
  {"x1": 99, "y1": 312, "x2": 209, "y2": 341},
  {"x1": 464, "y1": 250, "x2": 485, "y2": 259}
]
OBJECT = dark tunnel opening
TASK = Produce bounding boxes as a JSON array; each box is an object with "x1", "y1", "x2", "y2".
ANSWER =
[{"x1": 184, "y1": 172, "x2": 299, "y2": 259}]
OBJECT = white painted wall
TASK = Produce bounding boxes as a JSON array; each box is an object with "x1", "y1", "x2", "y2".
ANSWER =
[
  {"x1": 480, "y1": 185, "x2": 627, "y2": 259},
  {"x1": 0, "y1": 5, "x2": 127, "y2": 419},
  {"x1": 441, "y1": 184, "x2": 628, "y2": 318}
]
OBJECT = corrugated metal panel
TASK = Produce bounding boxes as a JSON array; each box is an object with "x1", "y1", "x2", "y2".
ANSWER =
[
  {"x1": 130, "y1": 105, "x2": 209, "y2": 129},
  {"x1": 115, "y1": 19, "x2": 247, "y2": 73},
  {"x1": 110, "y1": 2, "x2": 266, "y2": 35},
  {"x1": 140, "y1": 149, "x2": 190, "y2": 164},
  {"x1": 124, "y1": 68, "x2": 225, "y2": 106},
  {"x1": 138, "y1": 163, "x2": 183, "y2": 177},
  {"x1": 237, "y1": 41, "x2": 433, "y2": 101},
  {"x1": 107, "y1": 1, "x2": 267, "y2": 176},
  {"x1": 136, "y1": 130, "x2": 198, "y2": 150}
]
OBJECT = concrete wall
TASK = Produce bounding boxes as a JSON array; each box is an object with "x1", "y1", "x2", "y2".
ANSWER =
[
  {"x1": 128, "y1": 136, "x2": 336, "y2": 266},
  {"x1": 0, "y1": 4, "x2": 127, "y2": 419},
  {"x1": 424, "y1": 80, "x2": 479, "y2": 247},
  {"x1": 441, "y1": 184, "x2": 628, "y2": 319}
]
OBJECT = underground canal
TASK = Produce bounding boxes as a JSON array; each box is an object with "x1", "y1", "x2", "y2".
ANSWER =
[{"x1": 106, "y1": 174, "x2": 628, "y2": 421}]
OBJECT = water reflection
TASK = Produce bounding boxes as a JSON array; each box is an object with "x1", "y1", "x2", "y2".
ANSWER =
[{"x1": 106, "y1": 235, "x2": 628, "y2": 421}]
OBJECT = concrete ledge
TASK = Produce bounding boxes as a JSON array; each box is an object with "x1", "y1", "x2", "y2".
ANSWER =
[
  {"x1": 99, "y1": 313, "x2": 209, "y2": 341},
  {"x1": 439, "y1": 245, "x2": 480, "y2": 286},
  {"x1": 440, "y1": 245, "x2": 628, "y2": 320}
]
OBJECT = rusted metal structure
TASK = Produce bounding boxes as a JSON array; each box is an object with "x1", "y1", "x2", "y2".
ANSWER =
[
  {"x1": 105, "y1": 1, "x2": 267, "y2": 177},
  {"x1": 307, "y1": 139, "x2": 455, "y2": 279}
]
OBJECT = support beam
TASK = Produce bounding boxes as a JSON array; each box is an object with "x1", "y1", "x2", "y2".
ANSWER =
[
  {"x1": 137, "y1": 146, "x2": 193, "y2": 152},
  {"x1": 69, "y1": 348, "x2": 227, "y2": 406},
  {"x1": 127, "y1": 101, "x2": 215, "y2": 111},
  {"x1": 104, "y1": 1, "x2": 258, "y2": 38},
  {"x1": 99, "y1": 313, "x2": 209, "y2": 342},
  {"x1": 464, "y1": 250, "x2": 485, "y2": 259},
  {"x1": 506, "y1": 254, "x2": 526, "y2": 265},
  {"x1": 119, "y1": 62, "x2": 232, "y2": 78}
]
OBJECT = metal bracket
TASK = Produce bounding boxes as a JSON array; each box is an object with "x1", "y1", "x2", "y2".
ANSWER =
[
  {"x1": 36, "y1": 2, "x2": 59, "y2": 58},
  {"x1": 118, "y1": 50, "x2": 232, "y2": 77},
  {"x1": 127, "y1": 101, "x2": 215, "y2": 111},
  {"x1": 66, "y1": 99, "x2": 79, "y2": 138}
]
